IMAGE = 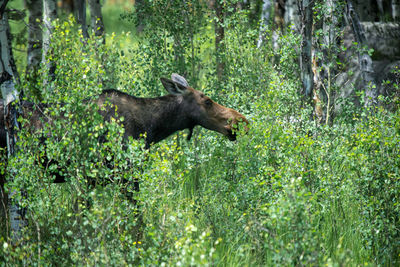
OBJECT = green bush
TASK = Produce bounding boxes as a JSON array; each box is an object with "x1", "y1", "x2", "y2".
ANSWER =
[{"x1": 1, "y1": 8, "x2": 400, "y2": 266}]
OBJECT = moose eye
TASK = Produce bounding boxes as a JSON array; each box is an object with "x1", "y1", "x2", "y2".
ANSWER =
[{"x1": 204, "y1": 99, "x2": 213, "y2": 107}]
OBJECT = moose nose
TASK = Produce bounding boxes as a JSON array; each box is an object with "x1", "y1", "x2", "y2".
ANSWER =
[
  {"x1": 224, "y1": 115, "x2": 248, "y2": 141},
  {"x1": 233, "y1": 116, "x2": 249, "y2": 134},
  {"x1": 239, "y1": 117, "x2": 249, "y2": 133},
  {"x1": 227, "y1": 129, "x2": 237, "y2": 141}
]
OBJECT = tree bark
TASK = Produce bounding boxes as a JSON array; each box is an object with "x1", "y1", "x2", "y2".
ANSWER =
[
  {"x1": 215, "y1": 0, "x2": 225, "y2": 82},
  {"x1": 320, "y1": 0, "x2": 338, "y2": 124},
  {"x1": 298, "y1": 0, "x2": 314, "y2": 99},
  {"x1": 0, "y1": 5, "x2": 26, "y2": 244},
  {"x1": 135, "y1": 0, "x2": 145, "y2": 32},
  {"x1": 274, "y1": 0, "x2": 286, "y2": 31},
  {"x1": 26, "y1": 0, "x2": 42, "y2": 88},
  {"x1": 42, "y1": 0, "x2": 57, "y2": 87},
  {"x1": 73, "y1": 0, "x2": 88, "y2": 39},
  {"x1": 345, "y1": 0, "x2": 377, "y2": 107},
  {"x1": 88, "y1": 0, "x2": 105, "y2": 40},
  {"x1": 257, "y1": 0, "x2": 272, "y2": 48},
  {"x1": 392, "y1": 0, "x2": 400, "y2": 21}
]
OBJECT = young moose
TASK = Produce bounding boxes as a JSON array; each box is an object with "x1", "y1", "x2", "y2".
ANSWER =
[
  {"x1": 94, "y1": 73, "x2": 248, "y2": 148},
  {"x1": 0, "y1": 74, "x2": 248, "y2": 184},
  {"x1": 1, "y1": 74, "x2": 248, "y2": 149}
]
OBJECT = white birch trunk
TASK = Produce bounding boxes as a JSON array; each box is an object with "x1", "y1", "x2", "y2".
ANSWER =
[
  {"x1": 42, "y1": 0, "x2": 57, "y2": 87},
  {"x1": 393, "y1": 0, "x2": 400, "y2": 21},
  {"x1": 321, "y1": 0, "x2": 338, "y2": 124},
  {"x1": 298, "y1": 0, "x2": 314, "y2": 98},
  {"x1": 257, "y1": 0, "x2": 272, "y2": 49},
  {"x1": 0, "y1": 8, "x2": 25, "y2": 244},
  {"x1": 26, "y1": 0, "x2": 42, "y2": 81}
]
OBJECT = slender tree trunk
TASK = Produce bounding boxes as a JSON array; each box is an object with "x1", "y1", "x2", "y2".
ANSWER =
[
  {"x1": 320, "y1": 0, "x2": 338, "y2": 124},
  {"x1": 42, "y1": 0, "x2": 57, "y2": 87},
  {"x1": 0, "y1": 5, "x2": 26, "y2": 244},
  {"x1": 88, "y1": 0, "x2": 106, "y2": 88},
  {"x1": 215, "y1": 0, "x2": 225, "y2": 82},
  {"x1": 26, "y1": 0, "x2": 42, "y2": 95},
  {"x1": 274, "y1": 0, "x2": 286, "y2": 31},
  {"x1": 272, "y1": 0, "x2": 286, "y2": 50},
  {"x1": 73, "y1": 0, "x2": 88, "y2": 39},
  {"x1": 257, "y1": 0, "x2": 272, "y2": 48},
  {"x1": 297, "y1": 0, "x2": 314, "y2": 99},
  {"x1": 344, "y1": 0, "x2": 377, "y2": 107},
  {"x1": 0, "y1": 73, "x2": 25, "y2": 244},
  {"x1": 88, "y1": 0, "x2": 105, "y2": 40},
  {"x1": 0, "y1": 0, "x2": 10, "y2": 233},
  {"x1": 392, "y1": 0, "x2": 400, "y2": 21},
  {"x1": 135, "y1": 0, "x2": 145, "y2": 32}
]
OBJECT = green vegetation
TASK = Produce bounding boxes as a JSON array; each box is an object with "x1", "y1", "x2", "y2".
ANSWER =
[{"x1": 1, "y1": 1, "x2": 400, "y2": 265}]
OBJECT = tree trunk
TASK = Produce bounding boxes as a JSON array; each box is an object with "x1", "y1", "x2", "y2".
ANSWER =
[
  {"x1": 215, "y1": 0, "x2": 225, "y2": 82},
  {"x1": 298, "y1": 0, "x2": 314, "y2": 99},
  {"x1": 0, "y1": 6, "x2": 26, "y2": 244},
  {"x1": 257, "y1": 0, "x2": 272, "y2": 48},
  {"x1": 88, "y1": 0, "x2": 105, "y2": 40},
  {"x1": 274, "y1": 0, "x2": 286, "y2": 31},
  {"x1": 392, "y1": 0, "x2": 400, "y2": 21},
  {"x1": 26, "y1": 0, "x2": 42, "y2": 93},
  {"x1": 345, "y1": 0, "x2": 377, "y2": 107},
  {"x1": 319, "y1": 0, "x2": 338, "y2": 124},
  {"x1": 284, "y1": 0, "x2": 300, "y2": 31},
  {"x1": 135, "y1": 0, "x2": 145, "y2": 32},
  {"x1": 42, "y1": 0, "x2": 57, "y2": 87},
  {"x1": 73, "y1": 0, "x2": 88, "y2": 39}
]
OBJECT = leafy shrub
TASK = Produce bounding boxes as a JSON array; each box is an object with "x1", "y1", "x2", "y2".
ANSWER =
[{"x1": 2, "y1": 7, "x2": 400, "y2": 266}]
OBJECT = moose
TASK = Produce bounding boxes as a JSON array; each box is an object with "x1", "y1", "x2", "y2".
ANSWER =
[
  {"x1": 1, "y1": 74, "x2": 248, "y2": 150},
  {"x1": 0, "y1": 74, "x2": 248, "y2": 199},
  {"x1": 96, "y1": 74, "x2": 248, "y2": 147}
]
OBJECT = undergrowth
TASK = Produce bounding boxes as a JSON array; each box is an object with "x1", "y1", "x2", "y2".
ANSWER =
[{"x1": 1, "y1": 11, "x2": 399, "y2": 266}]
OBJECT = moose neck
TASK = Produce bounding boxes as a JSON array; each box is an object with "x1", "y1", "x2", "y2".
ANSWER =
[{"x1": 143, "y1": 95, "x2": 195, "y2": 146}]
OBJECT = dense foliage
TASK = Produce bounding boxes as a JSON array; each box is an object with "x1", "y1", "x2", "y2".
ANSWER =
[{"x1": 1, "y1": 1, "x2": 400, "y2": 265}]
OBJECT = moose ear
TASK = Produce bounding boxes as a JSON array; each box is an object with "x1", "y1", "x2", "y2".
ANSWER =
[
  {"x1": 171, "y1": 73, "x2": 189, "y2": 87},
  {"x1": 160, "y1": 77, "x2": 187, "y2": 95}
]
